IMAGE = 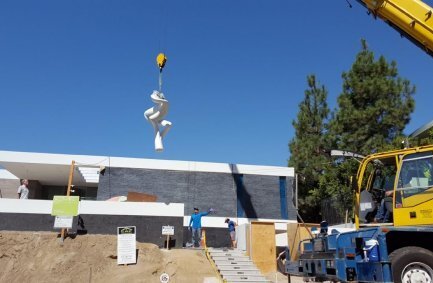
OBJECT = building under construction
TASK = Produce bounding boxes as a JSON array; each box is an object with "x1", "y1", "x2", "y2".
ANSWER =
[{"x1": 0, "y1": 150, "x2": 296, "y2": 247}]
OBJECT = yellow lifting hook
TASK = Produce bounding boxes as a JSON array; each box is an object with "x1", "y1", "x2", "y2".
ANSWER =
[
  {"x1": 156, "y1": 53, "x2": 167, "y2": 72},
  {"x1": 156, "y1": 53, "x2": 167, "y2": 91}
]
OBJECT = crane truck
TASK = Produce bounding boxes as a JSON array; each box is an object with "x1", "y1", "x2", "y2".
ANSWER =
[
  {"x1": 286, "y1": 144, "x2": 433, "y2": 282},
  {"x1": 353, "y1": 0, "x2": 433, "y2": 56},
  {"x1": 284, "y1": 2, "x2": 433, "y2": 282}
]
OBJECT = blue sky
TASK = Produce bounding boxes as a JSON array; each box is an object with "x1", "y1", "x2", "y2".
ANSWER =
[{"x1": 1, "y1": 1, "x2": 432, "y2": 167}]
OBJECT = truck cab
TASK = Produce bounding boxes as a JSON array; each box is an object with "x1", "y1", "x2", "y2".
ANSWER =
[{"x1": 357, "y1": 146, "x2": 433, "y2": 228}]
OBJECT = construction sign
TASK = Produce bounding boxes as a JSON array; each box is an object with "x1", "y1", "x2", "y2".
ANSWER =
[
  {"x1": 51, "y1": 196, "x2": 80, "y2": 216},
  {"x1": 162, "y1": 225, "x2": 174, "y2": 236},
  {"x1": 117, "y1": 226, "x2": 137, "y2": 265}
]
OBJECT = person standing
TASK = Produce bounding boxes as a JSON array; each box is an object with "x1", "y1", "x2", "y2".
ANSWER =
[
  {"x1": 188, "y1": 207, "x2": 214, "y2": 247},
  {"x1": 17, "y1": 179, "x2": 29, "y2": 199},
  {"x1": 225, "y1": 218, "x2": 237, "y2": 249}
]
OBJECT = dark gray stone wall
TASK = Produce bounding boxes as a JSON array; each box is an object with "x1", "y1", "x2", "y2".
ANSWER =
[
  {"x1": 286, "y1": 177, "x2": 298, "y2": 220},
  {"x1": 183, "y1": 227, "x2": 232, "y2": 248},
  {"x1": 0, "y1": 213, "x2": 54, "y2": 231},
  {"x1": 0, "y1": 213, "x2": 184, "y2": 248},
  {"x1": 238, "y1": 175, "x2": 297, "y2": 220},
  {"x1": 97, "y1": 167, "x2": 297, "y2": 220},
  {"x1": 98, "y1": 168, "x2": 237, "y2": 217},
  {"x1": 241, "y1": 175, "x2": 281, "y2": 219},
  {"x1": 79, "y1": 215, "x2": 183, "y2": 247}
]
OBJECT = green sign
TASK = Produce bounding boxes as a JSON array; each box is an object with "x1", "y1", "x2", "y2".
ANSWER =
[{"x1": 51, "y1": 196, "x2": 80, "y2": 216}]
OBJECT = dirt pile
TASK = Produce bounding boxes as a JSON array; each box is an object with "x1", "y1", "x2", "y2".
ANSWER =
[{"x1": 0, "y1": 231, "x2": 215, "y2": 283}]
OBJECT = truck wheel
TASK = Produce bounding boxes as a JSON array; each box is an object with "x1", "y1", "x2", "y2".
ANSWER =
[{"x1": 389, "y1": 246, "x2": 433, "y2": 283}]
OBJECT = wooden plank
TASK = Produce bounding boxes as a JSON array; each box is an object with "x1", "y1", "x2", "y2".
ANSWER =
[
  {"x1": 250, "y1": 221, "x2": 276, "y2": 274},
  {"x1": 61, "y1": 160, "x2": 75, "y2": 241},
  {"x1": 66, "y1": 160, "x2": 75, "y2": 197},
  {"x1": 287, "y1": 223, "x2": 299, "y2": 261},
  {"x1": 287, "y1": 223, "x2": 319, "y2": 260},
  {"x1": 126, "y1": 191, "x2": 157, "y2": 202}
]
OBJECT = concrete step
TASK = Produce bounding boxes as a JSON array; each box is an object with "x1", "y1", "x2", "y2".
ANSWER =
[
  {"x1": 223, "y1": 275, "x2": 270, "y2": 282},
  {"x1": 207, "y1": 248, "x2": 232, "y2": 251},
  {"x1": 220, "y1": 270, "x2": 262, "y2": 276},
  {"x1": 215, "y1": 260, "x2": 254, "y2": 266},
  {"x1": 208, "y1": 250, "x2": 245, "y2": 254},
  {"x1": 209, "y1": 253, "x2": 248, "y2": 257},
  {"x1": 214, "y1": 260, "x2": 253, "y2": 266},
  {"x1": 208, "y1": 248, "x2": 244, "y2": 253},
  {"x1": 210, "y1": 253, "x2": 248, "y2": 257},
  {"x1": 207, "y1": 247, "x2": 269, "y2": 282},
  {"x1": 218, "y1": 265, "x2": 259, "y2": 271},
  {"x1": 212, "y1": 256, "x2": 251, "y2": 261},
  {"x1": 209, "y1": 252, "x2": 246, "y2": 257},
  {"x1": 215, "y1": 262, "x2": 256, "y2": 267}
]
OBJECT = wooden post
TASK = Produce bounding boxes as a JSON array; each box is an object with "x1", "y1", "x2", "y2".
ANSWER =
[
  {"x1": 166, "y1": 235, "x2": 170, "y2": 250},
  {"x1": 61, "y1": 160, "x2": 75, "y2": 241},
  {"x1": 66, "y1": 160, "x2": 75, "y2": 197}
]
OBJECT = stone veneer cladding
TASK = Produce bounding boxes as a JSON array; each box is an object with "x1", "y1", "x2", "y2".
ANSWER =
[{"x1": 97, "y1": 167, "x2": 296, "y2": 220}]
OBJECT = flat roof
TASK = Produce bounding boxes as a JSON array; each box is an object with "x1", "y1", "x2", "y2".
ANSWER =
[{"x1": 0, "y1": 150, "x2": 294, "y2": 186}]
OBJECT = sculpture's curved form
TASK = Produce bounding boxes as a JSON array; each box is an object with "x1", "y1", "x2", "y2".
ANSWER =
[{"x1": 144, "y1": 90, "x2": 172, "y2": 152}]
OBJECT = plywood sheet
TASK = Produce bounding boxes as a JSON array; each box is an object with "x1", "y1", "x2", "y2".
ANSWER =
[
  {"x1": 287, "y1": 223, "x2": 319, "y2": 260},
  {"x1": 287, "y1": 223, "x2": 299, "y2": 261},
  {"x1": 250, "y1": 221, "x2": 276, "y2": 274}
]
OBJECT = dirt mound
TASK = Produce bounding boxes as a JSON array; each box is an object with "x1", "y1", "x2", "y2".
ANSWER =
[{"x1": 0, "y1": 231, "x2": 215, "y2": 283}]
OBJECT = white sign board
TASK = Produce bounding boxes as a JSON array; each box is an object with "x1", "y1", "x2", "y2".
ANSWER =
[
  {"x1": 162, "y1": 225, "x2": 174, "y2": 236},
  {"x1": 117, "y1": 226, "x2": 136, "y2": 265},
  {"x1": 54, "y1": 216, "x2": 73, "y2": 229}
]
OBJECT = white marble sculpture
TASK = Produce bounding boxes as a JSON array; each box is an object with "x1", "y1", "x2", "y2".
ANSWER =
[{"x1": 144, "y1": 90, "x2": 172, "y2": 152}]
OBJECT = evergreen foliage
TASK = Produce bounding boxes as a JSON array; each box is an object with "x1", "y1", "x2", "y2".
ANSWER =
[
  {"x1": 288, "y1": 75, "x2": 330, "y2": 222},
  {"x1": 289, "y1": 40, "x2": 416, "y2": 223},
  {"x1": 330, "y1": 39, "x2": 415, "y2": 155},
  {"x1": 409, "y1": 129, "x2": 433, "y2": 147}
]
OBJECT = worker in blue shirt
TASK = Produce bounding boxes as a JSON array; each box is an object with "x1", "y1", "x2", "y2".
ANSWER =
[
  {"x1": 225, "y1": 218, "x2": 237, "y2": 249},
  {"x1": 188, "y1": 207, "x2": 214, "y2": 247}
]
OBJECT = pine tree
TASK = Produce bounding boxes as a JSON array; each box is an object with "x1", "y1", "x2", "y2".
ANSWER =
[
  {"x1": 289, "y1": 75, "x2": 331, "y2": 222},
  {"x1": 331, "y1": 39, "x2": 415, "y2": 154},
  {"x1": 323, "y1": 40, "x2": 416, "y2": 221},
  {"x1": 289, "y1": 41, "x2": 416, "y2": 224}
]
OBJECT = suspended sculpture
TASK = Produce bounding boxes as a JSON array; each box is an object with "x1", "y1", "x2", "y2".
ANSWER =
[
  {"x1": 144, "y1": 53, "x2": 171, "y2": 152},
  {"x1": 144, "y1": 90, "x2": 171, "y2": 152}
]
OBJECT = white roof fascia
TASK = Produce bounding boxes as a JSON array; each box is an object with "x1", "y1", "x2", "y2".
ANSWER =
[
  {"x1": 0, "y1": 151, "x2": 109, "y2": 167},
  {"x1": 0, "y1": 151, "x2": 294, "y2": 177}
]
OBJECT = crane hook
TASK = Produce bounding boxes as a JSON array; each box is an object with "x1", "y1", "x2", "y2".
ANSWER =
[{"x1": 156, "y1": 53, "x2": 167, "y2": 72}]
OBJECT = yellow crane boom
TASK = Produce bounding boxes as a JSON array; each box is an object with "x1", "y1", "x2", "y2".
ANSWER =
[{"x1": 356, "y1": 0, "x2": 433, "y2": 56}]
